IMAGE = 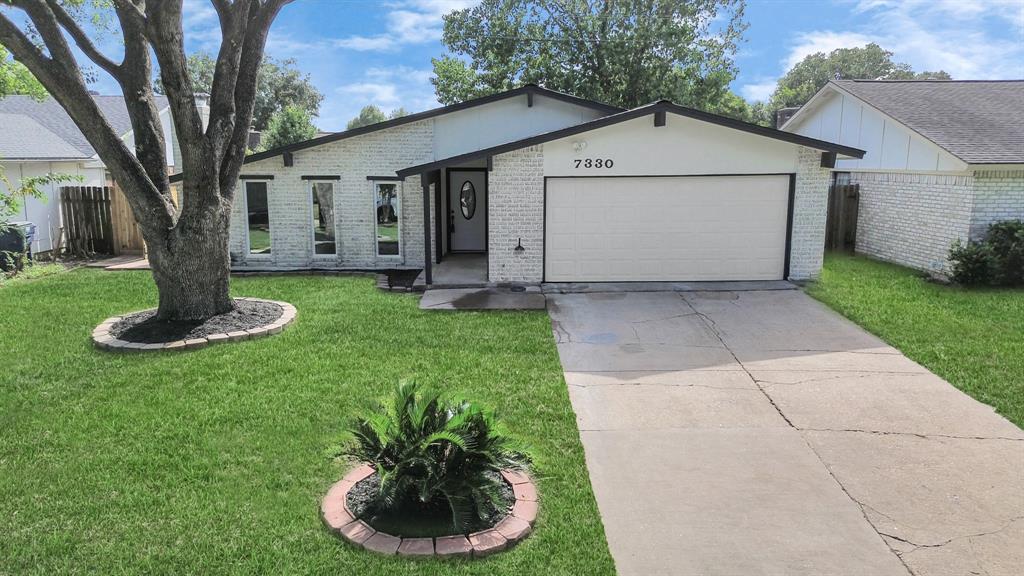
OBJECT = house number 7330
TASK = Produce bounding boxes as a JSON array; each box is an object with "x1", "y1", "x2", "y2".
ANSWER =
[{"x1": 573, "y1": 158, "x2": 614, "y2": 168}]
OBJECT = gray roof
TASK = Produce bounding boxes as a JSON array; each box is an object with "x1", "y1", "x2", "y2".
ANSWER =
[
  {"x1": 834, "y1": 80, "x2": 1024, "y2": 164},
  {"x1": 0, "y1": 94, "x2": 169, "y2": 160}
]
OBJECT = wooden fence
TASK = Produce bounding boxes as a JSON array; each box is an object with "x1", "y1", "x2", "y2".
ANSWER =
[
  {"x1": 825, "y1": 183, "x2": 860, "y2": 252},
  {"x1": 109, "y1": 181, "x2": 146, "y2": 255},
  {"x1": 60, "y1": 186, "x2": 114, "y2": 256}
]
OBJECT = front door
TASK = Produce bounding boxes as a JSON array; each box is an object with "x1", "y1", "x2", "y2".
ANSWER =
[{"x1": 448, "y1": 170, "x2": 487, "y2": 252}]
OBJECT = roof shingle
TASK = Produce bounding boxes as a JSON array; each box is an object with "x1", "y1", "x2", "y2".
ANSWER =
[
  {"x1": 0, "y1": 94, "x2": 168, "y2": 160},
  {"x1": 834, "y1": 80, "x2": 1024, "y2": 164}
]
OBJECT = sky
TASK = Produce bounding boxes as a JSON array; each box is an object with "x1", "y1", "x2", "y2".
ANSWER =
[{"x1": 71, "y1": 0, "x2": 1024, "y2": 131}]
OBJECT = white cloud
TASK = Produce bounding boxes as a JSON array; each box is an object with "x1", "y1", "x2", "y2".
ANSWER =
[
  {"x1": 782, "y1": 31, "x2": 876, "y2": 71},
  {"x1": 323, "y1": 66, "x2": 440, "y2": 130},
  {"x1": 740, "y1": 80, "x2": 776, "y2": 102},
  {"x1": 740, "y1": 0, "x2": 1024, "y2": 103},
  {"x1": 333, "y1": 0, "x2": 477, "y2": 53}
]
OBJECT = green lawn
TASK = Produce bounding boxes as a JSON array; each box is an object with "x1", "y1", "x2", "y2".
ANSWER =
[
  {"x1": 807, "y1": 254, "x2": 1024, "y2": 428},
  {"x1": 0, "y1": 270, "x2": 615, "y2": 575}
]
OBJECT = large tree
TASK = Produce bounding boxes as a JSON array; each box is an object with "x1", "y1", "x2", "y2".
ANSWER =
[
  {"x1": 345, "y1": 104, "x2": 406, "y2": 130},
  {"x1": 259, "y1": 104, "x2": 316, "y2": 151},
  {"x1": 155, "y1": 50, "x2": 322, "y2": 131},
  {"x1": 0, "y1": 0, "x2": 292, "y2": 320},
  {"x1": 431, "y1": 0, "x2": 747, "y2": 112},
  {"x1": 759, "y1": 43, "x2": 951, "y2": 123}
]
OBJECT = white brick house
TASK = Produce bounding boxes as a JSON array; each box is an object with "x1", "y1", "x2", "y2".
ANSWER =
[
  {"x1": 183, "y1": 86, "x2": 861, "y2": 286},
  {"x1": 782, "y1": 80, "x2": 1024, "y2": 273}
]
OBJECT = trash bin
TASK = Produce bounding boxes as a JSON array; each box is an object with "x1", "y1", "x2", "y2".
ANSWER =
[{"x1": 0, "y1": 221, "x2": 35, "y2": 271}]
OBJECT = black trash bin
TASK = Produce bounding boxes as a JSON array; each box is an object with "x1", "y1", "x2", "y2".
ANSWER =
[{"x1": 0, "y1": 221, "x2": 35, "y2": 271}]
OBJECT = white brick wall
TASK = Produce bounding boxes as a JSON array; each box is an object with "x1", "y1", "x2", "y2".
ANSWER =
[
  {"x1": 789, "y1": 146, "x2": 833, "y2": 280},
  {"x1": 851, "y1": 171, "x2": 974, "y2": 273},
  {"x1": 970, "y1": 170, "x2": 1024, "y2": 240},
  {"x1": 488, "y1": 145, "x2": 545, "y2": 283},
  {"x1": 229, "y1": 119, "x2": 433, "y2": 269},
  {"x1": 847, "y1": 169, "x2": 1024, "y2": 273}
]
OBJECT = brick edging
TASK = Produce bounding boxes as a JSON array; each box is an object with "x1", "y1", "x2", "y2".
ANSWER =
[
  {"x1": 322, "y1": 464, "x2": 538, "y2": 558},
  {"x1": 91, "y1": 298, "x2": 297, "y2": 352}
]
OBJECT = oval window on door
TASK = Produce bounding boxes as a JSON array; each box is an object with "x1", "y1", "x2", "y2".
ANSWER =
[{"x1": 459, "y1": 181, "x2": 476, "y2": 219}]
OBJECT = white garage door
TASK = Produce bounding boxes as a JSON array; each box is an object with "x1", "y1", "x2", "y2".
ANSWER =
[{"x1": 545, "y1": 175, "x2": 790, "y2": 282}]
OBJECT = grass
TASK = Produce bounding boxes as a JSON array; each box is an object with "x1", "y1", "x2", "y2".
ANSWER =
[
  {"x1": 0, "y1": 261, "x2": 67, "y2": 287},
  {"x1": 0, "y1": 269, "x2": 615, "y2": 575},
  {"x1": 807, "y1": 254, "x2": 1024, "y2": 428}
]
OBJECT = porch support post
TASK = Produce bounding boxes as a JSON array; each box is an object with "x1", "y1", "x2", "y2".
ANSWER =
[{"x1": 421, "y1": 171, "x2": 433, "y2": 285}]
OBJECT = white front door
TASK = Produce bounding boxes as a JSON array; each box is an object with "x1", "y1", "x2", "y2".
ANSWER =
[
  {"x1": 545, "y1": 175, "x2": 791, "y2": 282},
  {"x1": 449, "y1": 170, "x2": 487, "y2": 252}
]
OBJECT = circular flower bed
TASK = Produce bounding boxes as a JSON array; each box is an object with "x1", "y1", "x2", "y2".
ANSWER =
[
  {"x1": 92, "y1": 297, "x2": 296, "y2": 352},
  {"x1": 322, "y1": 464, "x2": 538, "y2": 558}
]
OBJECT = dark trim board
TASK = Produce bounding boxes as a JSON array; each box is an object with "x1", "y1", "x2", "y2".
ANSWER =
[
  {"x1": 542, "y1": 173, "x2": 797, "y2": 283},
  {"x1": 301, "y1": 175, "x2": 341, "y2": 180},
  {"x1": 367, "y1": 175, "x2": 403, "y2": 181},
  {"x1": 239, "y1": 174, "x2": 274, "y2": 180},
  {"x1": 784, "y1": 174, "x2": 796, "y2": 280}
]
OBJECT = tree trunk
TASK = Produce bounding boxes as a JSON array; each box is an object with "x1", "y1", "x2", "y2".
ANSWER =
[{"x1": 146, "y1": 201, "x2": 235, "y2": 321}]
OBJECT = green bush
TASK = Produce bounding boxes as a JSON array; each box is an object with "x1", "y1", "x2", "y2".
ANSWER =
[
  {"x1": 949, "y1": 239, "x2": 993, "y2": 286},
  {"x1": 949, "y1": 220, "x2": 1024, "y2": 287},
  {"x1": 985, "y1": 220, "x2": 1024, "y2": 286},
  {"x1": 344, "y1": 381, "x2": 529, "y2": 532}
]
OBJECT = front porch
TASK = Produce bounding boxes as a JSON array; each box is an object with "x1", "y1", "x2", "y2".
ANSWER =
[{"x1": 415, "y1": 253, "x2": 487, "y2": 288}]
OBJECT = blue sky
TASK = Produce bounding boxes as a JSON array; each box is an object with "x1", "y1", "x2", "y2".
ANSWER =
[{"x1": 99, "y1": 0, "x2": 1024, "y2": 131}]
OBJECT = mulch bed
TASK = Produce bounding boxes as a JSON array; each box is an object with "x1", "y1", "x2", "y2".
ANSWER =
[
  {"x1": 111, "y1": 299, "x2": 283, "y2": 344},
  {"x1": 345, "y1": 472, "x2": 514, "y2": 538}
]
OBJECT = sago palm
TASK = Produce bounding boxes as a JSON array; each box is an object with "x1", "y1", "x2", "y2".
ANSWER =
[{"x1": 345, "y1": 381, "x2": 529, "y2": 532}]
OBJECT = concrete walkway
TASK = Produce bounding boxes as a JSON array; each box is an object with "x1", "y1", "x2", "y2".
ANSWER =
[{"x1": 548, "y1": 290, "x2": 1023, "y2": 576}]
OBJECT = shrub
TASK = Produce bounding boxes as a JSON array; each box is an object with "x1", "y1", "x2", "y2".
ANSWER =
[
  {"x1": 985, "y1": 220, "x2": 1024, "y2": 286},
  {"x1": 949, "y1": 220, "x2": 1024, "y2": 287},
  {"x1": 949, "y1": 239, "x2": 993, "y2": 286},
  {"x1": 344, "y1": 381, "x2": 529, "y2": 532}
]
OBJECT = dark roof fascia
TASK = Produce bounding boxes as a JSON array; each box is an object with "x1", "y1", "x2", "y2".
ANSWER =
[
  {"x1": 396, "y1": 102, "x2": 865, "y2": 177},
  {"x1": 240, "y1": 85, "x2": 623, "y2": 165}
]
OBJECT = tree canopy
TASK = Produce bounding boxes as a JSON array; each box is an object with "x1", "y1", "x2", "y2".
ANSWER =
[
  {"x1": 0, "y1": 44, "x2": 45, "y2": 99},
  {"x1": 346, "y1": 105, "x2": 407, "y2": 130},
  {"x1": 431, "y1": 0, "x2": 748, "y2": 116},
  {"x1": 757, "y1": 43, "x2": 951, "y2": 124},
  {"x1": 260, "y1": 104, "x2": 317, "y2": 151},
  {"x1": 155, "y1": 51, "x2": 322, "y2": 132}
]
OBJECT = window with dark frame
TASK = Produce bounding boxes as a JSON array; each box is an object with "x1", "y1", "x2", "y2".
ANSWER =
[
  {"x1": 245, "y1": 181, "x2": 271, "y2": 255},
  {"x1": 311, "y1": 182, "x2": 336, "y2": 256},
  {"x1": 373, "y1": 181, "x2": 400, "y2": 256}
]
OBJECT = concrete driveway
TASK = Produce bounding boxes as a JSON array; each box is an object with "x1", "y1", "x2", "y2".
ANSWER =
[{"x1": 548, "y1": 289, "x2": 1023, "y2": 576}]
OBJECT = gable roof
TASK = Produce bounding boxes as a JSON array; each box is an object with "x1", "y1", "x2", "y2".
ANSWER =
[
  {"x1": 793, "y1": 80, "x2": 1024, "y2": 164},
  {"x1": 0, "y1": 94, "x2": 169, "y2": 160},
  {"x1": 396, "y1": 100, "x2": 865, "y2": 177},
  {"x1": 0, "y1": 113, "x2": 90, "y2": 160},
  {"x1": 240, "y1": 85, "x2": 623, "y2": 165}
]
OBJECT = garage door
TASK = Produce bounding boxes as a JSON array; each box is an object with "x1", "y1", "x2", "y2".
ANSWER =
[{"x1": 545, "y1": 175, "x2": 790, "y2": 282}]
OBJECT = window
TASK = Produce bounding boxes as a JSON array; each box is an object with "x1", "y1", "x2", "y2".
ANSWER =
[
  {"x1": 310, "y1": 182, "x2": 336, "y2": 256},
  {"x1": 373, "y1": 181, "x2": 400, "y2": 256},
  {"x1": 460, "y1": 180, "x2": 476, "y2": 219},
  {"x1": 245, "y1": 181, "x2": 271, "y2": 255},
  {"x1": 833, "y1": 172, "x2": 851, "y2": 186}
]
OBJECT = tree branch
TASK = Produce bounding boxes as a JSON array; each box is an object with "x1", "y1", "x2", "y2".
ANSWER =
[{"x1": 45, "y1": 0, "x2": 122, "y2": 78}]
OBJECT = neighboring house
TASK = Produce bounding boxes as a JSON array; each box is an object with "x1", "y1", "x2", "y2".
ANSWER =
[
  {"x1": 781, "y1": 80, "x2": 1024, "y2": 273},
  {"x1": 172, "y1": 84, "x2": 862, "y2": 285},
  {"x1": 0, "y1": 94, "x2": 178, "y2": 253}
]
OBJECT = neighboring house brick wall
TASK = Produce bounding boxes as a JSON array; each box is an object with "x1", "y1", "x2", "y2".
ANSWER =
[
  {"x1": 851, "y1": 171, "x2": 974, "y2": 273},
  {"x1": 789, "y1": 146, "x2": 833, "y2": 280},
  {"x1": 970, "y1": 170, "x2": 1024, "y2": 240},
  {"x1": 488, "y1": 145, "x2": 545, "y2": 283},
  {"x1": 229, "y1": 119, "x2": 433, "y2": 269}
]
